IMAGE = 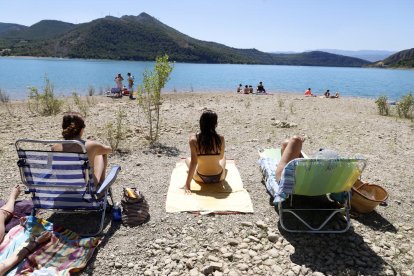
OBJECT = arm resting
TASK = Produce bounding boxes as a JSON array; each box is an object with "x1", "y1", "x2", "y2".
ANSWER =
[{"x1": 97, "y1": 165, "x2": 121, "y2": 195}]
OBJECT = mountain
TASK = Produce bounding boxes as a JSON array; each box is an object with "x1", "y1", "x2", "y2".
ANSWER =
[
  {"x1": 370, "y1": 48, "x2": 414, "y2": 68},
  {"x1": 317, "y1": 49, "x2": 396, "y2": 62},
  {"x1": 0, "y1": 23, "x2": 27, "y2": 35},
  {"x1": 0, "y1": 13, "x2": 369, "y2": 67},
  {"x1": 0, "y1": 20, "x2": 76, "y2": 40}
]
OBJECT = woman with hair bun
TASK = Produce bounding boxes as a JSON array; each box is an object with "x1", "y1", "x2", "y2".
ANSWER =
[
  {"x1": 52, "y1": 112, "x2": 112, "y2": 186},
  {"x1": 184, "y1": 110, "x2": 226, "y2": 194}
]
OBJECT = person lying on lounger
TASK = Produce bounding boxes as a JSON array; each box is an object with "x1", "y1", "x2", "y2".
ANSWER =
[
  {"x1": 51, "y1": 112, "x2": 112, "y2": 187},
  {"x1": 183, "y1": 110, "x2": 226, "y2": 194},
  {"x1": 0, "y1": 185, "x2": 21, "y2": 244},
  {"x1": 0, "y1": 186, "x2": 53, "y2": 275},
  {"x1": 275, "y1": 135, "x2": 305, "y2": 182}
]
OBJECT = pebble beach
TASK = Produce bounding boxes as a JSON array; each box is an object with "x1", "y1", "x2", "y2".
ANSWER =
[{"x1": 0, "y1": 92, "x2": 413, "y2": 275}]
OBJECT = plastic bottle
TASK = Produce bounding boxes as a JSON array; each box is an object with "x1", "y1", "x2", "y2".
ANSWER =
[{"x1": 112, "y1": 202, "x2": 122, "y2": 222}]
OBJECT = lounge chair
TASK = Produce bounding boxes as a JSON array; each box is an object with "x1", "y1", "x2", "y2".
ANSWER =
[
  {"x1": 259, "y1": 148, "x2": 366, "y2": 233},
  {"x1": 15, "y1": 139, "x2": 121, "y2": 236}
]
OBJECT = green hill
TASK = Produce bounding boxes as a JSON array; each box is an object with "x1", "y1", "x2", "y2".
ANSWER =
[
  {"x1": 0, "y1": 20, "x2": 76, "y2": 40},
  {"x1": 0, "y1": 23, "x2": 27, "y2": 35},
  {"x1": 370, "y1": 48, "x2": 414, "y2": 68},
  {"x1": 0, "y1": 13, "x2": 369, "y2": 67}
]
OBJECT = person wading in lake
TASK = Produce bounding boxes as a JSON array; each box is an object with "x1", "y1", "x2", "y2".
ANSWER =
[{"x1": 127, "y1": 72, "x2": 135, "y2": 99}]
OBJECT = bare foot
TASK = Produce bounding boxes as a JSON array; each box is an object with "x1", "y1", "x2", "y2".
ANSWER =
[
  {"x1": 0, "y1": 185, "x2": 21, "y2": 220},
  {"x1": 10, "y1": 185, "x2": 21, "y2": 200}
]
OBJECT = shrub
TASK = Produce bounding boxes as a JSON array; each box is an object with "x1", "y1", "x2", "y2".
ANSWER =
[
  {"x1": 105, "y1": 108, "x2": 126, "y2": 152},
  {"x1": 277, "y1": 97, "x2": 285, "y2": 110},
  {"x1": 27, "y1": 78, "x2": 63, "y2": 116},
  {"x1": 137, "y1": 54, "x2": 173, "y2": 144},
  {"x1": 72, "y1": 92, "x2": 89, "y2": 117},
  {"x1": 0, "y1": 89, "x2": 13, "y2": 116},
  {"x1": 396, "y1": 92, "x2": 414, "y2": 119},
  {"x1": 375, "y1": 95, "x2": 389, "y2": 116},
  {"x1": 88, "y1": 85, "x2": 95, "y2": 96}
]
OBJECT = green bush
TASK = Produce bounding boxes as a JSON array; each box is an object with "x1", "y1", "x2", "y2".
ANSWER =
[
  {"x1": 396, "y1": 92, "x2": 414, "y2": 119},
  {"x1": 0, "y1": 89, "x2": 13, "y2": 116},
  {"x1": 105, "y1": 108, "x2": 126, "y2": 152},
  {"x1": 72, "y1": 92, "x2": 89, "y2": 117},
  {"x1": 375, "y1": 95, "x2": 389, "y2": 116},
  {"x1": 27, "y1": 78, "x2": 63, "y2": 116}
]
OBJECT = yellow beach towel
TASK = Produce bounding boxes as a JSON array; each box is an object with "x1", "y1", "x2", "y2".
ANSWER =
[{"x1": 166, "y1": 160, "x2": 254, "y2": 213}]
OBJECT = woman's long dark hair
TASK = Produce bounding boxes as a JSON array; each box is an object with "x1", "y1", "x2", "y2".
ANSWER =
[{"x1": 197, "y1": 110, "x2": 221, "y2": 154}]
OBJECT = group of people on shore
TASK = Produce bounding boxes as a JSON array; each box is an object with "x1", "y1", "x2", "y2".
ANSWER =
[
  {"x1": 237, "y1": 81, "x2": 267, "y2": 94},
  {"x1": 305, "y1": 88, "x2": 340, "y2": 98},
  {"x1": 113, "y1": 73, "x2": 135, "y2": 99}
]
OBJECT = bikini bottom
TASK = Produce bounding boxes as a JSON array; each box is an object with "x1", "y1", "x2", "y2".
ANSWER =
[{"x1": 196, "y1": 170, "x2": 223, "y2": 184}]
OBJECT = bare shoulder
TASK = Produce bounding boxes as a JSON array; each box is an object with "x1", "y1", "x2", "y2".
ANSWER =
[{"x1": 189, "y1": 133, "x2": 197, "y2": 143}]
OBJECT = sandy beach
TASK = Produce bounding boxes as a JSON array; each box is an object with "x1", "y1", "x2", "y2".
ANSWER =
[{"x1": 0, "y1": 92, "x2": 413, "y2": 275}]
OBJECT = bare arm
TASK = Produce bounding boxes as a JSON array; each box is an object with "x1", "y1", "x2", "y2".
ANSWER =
[
  {"x1": 87, "y1": 140, "x2": 112, "y2": 156},
  {"x1": 184, "y1": 137, "x2": 198, "y2": 193},
  {"x1": 219, "y1": 136, "x2": 225, "y2": 160}
]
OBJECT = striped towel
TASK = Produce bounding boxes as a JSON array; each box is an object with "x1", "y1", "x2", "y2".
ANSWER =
[
  {"x1": 258, "y1": 157, "x2": 297, "y2": 204},
  {"x1": 17, "y1": 150, "x2": 104, "y2": 210},
  {"x1": 0, "y1": 216, "x2": 100, "y2": 275}
]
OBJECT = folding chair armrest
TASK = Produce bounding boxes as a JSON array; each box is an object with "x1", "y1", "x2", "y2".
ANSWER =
[{"x1": 97, "y1": 165, "x2": 121, "y2": 195}]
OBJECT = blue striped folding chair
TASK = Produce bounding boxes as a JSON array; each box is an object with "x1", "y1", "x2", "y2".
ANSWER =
[{"x1": 15, "y1": 139, "x2": 121, "y2": 236}]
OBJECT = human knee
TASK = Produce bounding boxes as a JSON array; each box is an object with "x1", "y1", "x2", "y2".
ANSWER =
[{"x1": 290, "y1": 135, "x2": 303, "y2": 146}]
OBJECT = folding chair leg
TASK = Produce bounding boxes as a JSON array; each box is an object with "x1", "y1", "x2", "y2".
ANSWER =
[{"x1": 278, "y1": 192, "x2": 351, "y2": 233}]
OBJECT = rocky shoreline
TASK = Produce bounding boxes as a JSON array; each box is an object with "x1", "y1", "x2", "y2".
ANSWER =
[{"x1": 0, "y1": 93, "x2": 413, "y2": 275}]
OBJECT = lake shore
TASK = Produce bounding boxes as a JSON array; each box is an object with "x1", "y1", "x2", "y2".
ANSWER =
[{"x1": 0, "y1": 92, "x2": 413, "y2": 275}]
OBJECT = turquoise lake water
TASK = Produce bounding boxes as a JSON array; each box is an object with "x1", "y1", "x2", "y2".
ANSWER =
[{"x1": 0, "y1": 57, "x2": 413, "y2": 100}]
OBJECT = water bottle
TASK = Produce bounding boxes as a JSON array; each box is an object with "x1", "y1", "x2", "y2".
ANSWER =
[{"x1": 112, "y1": 202, "x2": 122, "y2": 222}]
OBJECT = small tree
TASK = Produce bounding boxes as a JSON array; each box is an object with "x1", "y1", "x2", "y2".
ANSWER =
[{"x1": 137, "y1": 54, "x2": 173, "y2": 144}]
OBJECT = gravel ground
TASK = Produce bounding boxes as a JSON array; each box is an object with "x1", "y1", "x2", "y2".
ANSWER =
[{"x1": 0, "y1": 93, "x2": 413, "y2": 276}]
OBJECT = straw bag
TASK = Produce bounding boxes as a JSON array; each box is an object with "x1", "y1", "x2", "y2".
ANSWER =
[
  {"x1": 121, "y1": 188, "x2": 150, "y2": 227},
  {"x1": 351, "y1": 179, "x2": 388, "y2": 213}
]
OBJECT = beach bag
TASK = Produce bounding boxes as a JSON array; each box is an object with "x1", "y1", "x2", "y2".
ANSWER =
[{"x1": 121, "y1": 188, "x2": 150, "y2": 227}]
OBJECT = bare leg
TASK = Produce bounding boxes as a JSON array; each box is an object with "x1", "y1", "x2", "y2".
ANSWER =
[
  {"x1": 0, "y1": 185, "x2": 21, "y2": 243},
  {"x1": 276, "y1": 136, "x2": 303, "y2": 181},
  {"x1": 280, "y1": 139, "x2": 290, "y2": 156},
  {"x1": 0, "y1": 231, "x2": 52, "y2": 276},
  {"x1": 93, "y1": 154, "x2": 108, "y2": 185}
]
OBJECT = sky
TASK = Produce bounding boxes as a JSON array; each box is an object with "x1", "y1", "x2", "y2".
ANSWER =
[{"x1": 1, "y1": 0, "x2": 413, "y2": 53}]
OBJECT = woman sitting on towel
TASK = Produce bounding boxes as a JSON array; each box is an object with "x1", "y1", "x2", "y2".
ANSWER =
[
  {"x1": 52, "y1": 112, "x2": 112, "y2": 187},
  {"x1": 184, "y1": 110, "x2": 226, "y2": 194}
]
